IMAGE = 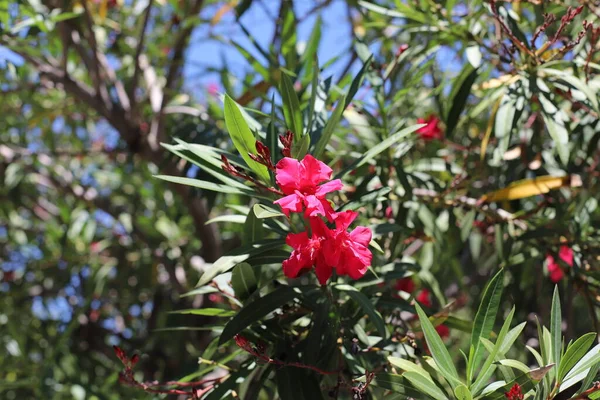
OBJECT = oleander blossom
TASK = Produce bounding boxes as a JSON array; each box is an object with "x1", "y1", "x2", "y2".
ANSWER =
[
  {"x1": 318, "y1": 211, "x2": 373, "y2": 283},
  {"x1": 274, "y1": 155, "x2": 342, "y2": 221},
  {"x1": 274, "y1": 154, "x2": 372, "y2": 284},
  {"x1": 281, "y1": 213, "x2": 372, "y2": 285},
  {"x1": 546, "y1": 245, "x2": 574, "y2": 283},
  {"x1": 416, "y1": 115, "x2": 443, "y2": 141},
  {"x1": 281, "y1": 218, "x2": 330, "y2": 284}
]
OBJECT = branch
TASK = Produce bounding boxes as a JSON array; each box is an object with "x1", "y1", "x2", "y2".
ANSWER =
[
  {"x1": 129, "y1": 0, "x2": 154, "y2": 114},
  {"x1": 412, "y1": 188, "x2": 528, "y2": 229}
]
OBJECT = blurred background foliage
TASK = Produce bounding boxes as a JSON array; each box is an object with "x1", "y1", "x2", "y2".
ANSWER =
[{"x1": 1, "y1": 0, "x2": 600, "y2": 398}]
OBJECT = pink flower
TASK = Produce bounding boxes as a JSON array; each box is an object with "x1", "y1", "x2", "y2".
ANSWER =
[
  {"x1": 318, "y1": 211, "x2": 372, "y2": 283},
  {"x1": 274, "y1": 155, "x2": 342, "y2": 221},
  {"x1": 546, "y1": 245, "x2": 573, "y2": 283},
  {"x1": 416, "y1": 116, "x2": 443, "y2": 141},
  {"x1": 282, "y1": 218, "x2": 330, "y2": 284},
  {"x1": 282, "y1": 211, "x2": 372, "y2": 285},
  {"x1": 207, "y1": 82, "x2": 220, "y2": 97}
]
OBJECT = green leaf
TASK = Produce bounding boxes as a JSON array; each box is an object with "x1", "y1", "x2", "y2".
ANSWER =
[
  {"x1": 479, "y1": 364, "x2": 554, "y2": 400},
  {"x1": 539, "y1": 94, "x2": 569, "y2": 165},
  {"x1": 414, "y1": 303, "x2": 461, "y2": 389},
  {"x1": 564, "y1": 343, "x2": 600, "y2": 381},
  {"x1": 446, "y1": 65, "x2": 479, "y2": 138},
  {"x1": 389, "y1": 357, "x2": 432, "y2": 380},
  {"x1": 280, "y1": 1, "x2": 298, "y2": 70},
  {"x1": 224, "y1": 94, "x2": 270, "y2": 183},
  {"x1": 403, "y1": 371, "x2": 448, "y2": 400},
  {"x1": 280, "y1": 72, "x2": 304, "y2": 138},
  {"x1": 292, "y1": 132, "x2": 310, "y2": 159},
  {"x1": 253, "y1": 203, "x2": 284, "y2": 219},
  {"x1": 558, "y1": 333, "x2": 597, "y2": 382},
  {"x1": 197, "y1": 240, "x2": 285, "y2": 286},
  {"x1": 154, "y1": 175, "x2": 255, "y2": 196},
  {"x1": 242, "y1": 207, "x2": 264, "y2": 245},
  {"x1": 312, "y1": 95, "x2": 346, "y2": 159},
  {"x1": 231, "y1": 263, "x2": 257, "y2": 302},
  {"x1": 576, "y1": 361, "x2": 600, "y2": 395},
  {"x1": 369, "y1": 373, "x2": 424, "y2": 397},
  {"x1": 454, "y1": 384, "x2": 473, "y2": 400},
  {"x1": 335, "y1": 124, "x2": 423, "y2": 179},
  {"x1": 344, "y1": 55, "x2": 373, "y2": 109},
  {"x1": 169, "y1": 308, "x2": 235, "y2": 317},
  {"x1": 540, "y1": 68, "x2": 599, "y2": 113},
  {"x1": 496, "y1": 359, "x2": 531, "y2": 374},
  {"x1": 335, "y1": 284, "x2": 387, "y2": 339},
  {"x1": 551, "y1": 286, "x2": 562, "y2": 370},
  {"x1": 467, "y1": 269, "x2": 505, "y2": 383},
  {"x1": 472, "y1": 307, "x2": 515, "y2": 394},
  {"x1": 219, "y1": 285, "x2": 305, "y2": 345}
]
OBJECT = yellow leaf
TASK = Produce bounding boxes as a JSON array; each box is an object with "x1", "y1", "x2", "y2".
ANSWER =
[
  {"x1": 99, "y1": 0, "x2": 107, "y2": 21},
  {"x1": 481, "y1": 175, "x2": 580, "y2": 202}
]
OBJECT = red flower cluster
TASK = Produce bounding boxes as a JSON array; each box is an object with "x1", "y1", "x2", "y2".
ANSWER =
[
  {"x1": 416, "y1": 115, "x2": 444, "y2": 141},
  {"x1": 546, "y1": 245, "x2": 573, "y2": 283},
  {"x1": 505, "y1": 383, "x2": 524, "y2": 400},
  {"x1": 274, "y1": 155, "x2": 372, "y2": 284}
]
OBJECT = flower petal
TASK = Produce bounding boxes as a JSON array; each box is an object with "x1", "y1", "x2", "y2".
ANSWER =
[
  {"x1": 300, "y1": 154, "x2": 332, "y2": 186},
  {"x1": 275, "y1": 157, "x2": 301, "y2": 194},
  {"x1": 314, "y1": 258, "x2": 333, "y2": 285},
  {"x1": 315, "y1": 179, "x2": 343, "y2": 196},
  {"x1": 349, "y1": 226, "x2": 372, "y2": 246},
  {"x1": 274, "y1": 193, "x2": 304, "y2": 215},
  {"x1": 285, "y1": 231, "x2": 309, "y2": 250},
  {"x1": 334, "y1": 210, "x2": 358, "y2": 230},
  {"x1": 303, "y1": 195, "x2": 328, "y2": 218}
]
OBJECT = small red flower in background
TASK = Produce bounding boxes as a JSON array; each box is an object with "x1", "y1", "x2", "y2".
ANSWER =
[
  {"x1": 396, "y1": 44, "x2": 409, "y2": 57},
  {"x1": 416, "y1": 115, "x2": 444, "y2": 141},
  {"x1": 435, "y1": 324, "x2": 450, "y2": 339},
  {"x1": 505, "y1": 383, "x2": 524, "y2": 400},
  {"x1": 394, "y1": 277, "x2": 416, "y2": 294},
  {"x1": 274, "y1": 155, "x2": 342, "y2": 221},
  {"x1": 416, "y1": 288, "x2": 433, "y2": 308},
  {"x1": 546, "y1": 245, "x2": 574, "y2": 283}
]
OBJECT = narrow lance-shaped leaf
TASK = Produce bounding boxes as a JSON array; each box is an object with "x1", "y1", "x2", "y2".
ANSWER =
[
  {"x1": 414, "y1": 302, "x2": 462, "y2": 389},
  {"x1": 242, "y1": 207, "x2": 264, "y2": 245},
  {"x1": 467, "y1": 268, "x2": 505, "y2": 383},
  {"x1": 312, "y1": 94, "x2": 346, "y2": 159},
  {"x1": 551, "y1": 286, "x2": 562, "y2": 371},
  {"x1": 197, "y1": 240, "x2": 285, "y2": 287},
  {"x1": 558, "y1": 332, "x2": 597, "y2": 382},
  {"x1": 403, "y1": 371, "x2": 449, "y2": 400},
  {"x1": 445, "y1": 65, "x2": 479, "y2": 138},
  {"x1": 219, "y1": 285, "x2": 306, "y2": 345},
  {"x1": 231, "y1": 262, "x2": 258, "y2": 302},
  {"x1": 280, "y1": 72, "x2": 304, "y2": 139},
  {"x1": 224, "y1": 94, "x2": 271, "y2": 183}
]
